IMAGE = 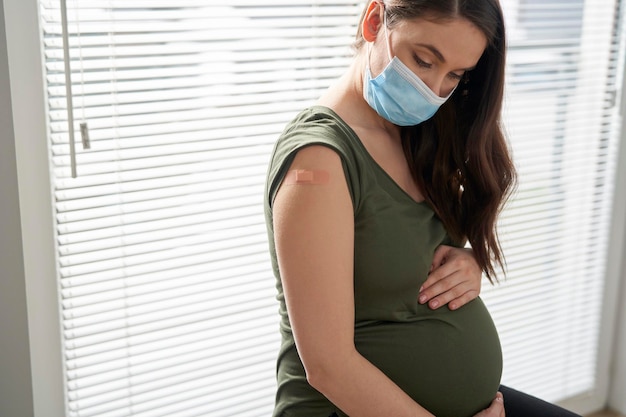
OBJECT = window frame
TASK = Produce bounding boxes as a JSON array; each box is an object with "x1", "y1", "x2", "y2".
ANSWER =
[
  {"x1": 4, "y1": 0, "x2": 65, "y2": 415},
  {"x1": 605, "y1": 59, "x2": 626, "y2": 414},
  {"x1": 2, "y1": 0, "x2": 626, "y2": 415}
]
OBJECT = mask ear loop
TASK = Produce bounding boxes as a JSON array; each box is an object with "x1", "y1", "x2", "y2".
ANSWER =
[
  {"x1": 380, "y1": 2, "x2": 393, "y2": 62},
  {"x1": 367, "y1": 2, "x2": 392, "y2": 63},
  {"x1": 365, "y1": 2, "x2": 392, "y2": 78}
]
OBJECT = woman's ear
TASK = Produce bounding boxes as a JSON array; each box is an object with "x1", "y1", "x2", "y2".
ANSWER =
[{"x1": 362, "y1": 1, "x2": 384, "y2": 42}]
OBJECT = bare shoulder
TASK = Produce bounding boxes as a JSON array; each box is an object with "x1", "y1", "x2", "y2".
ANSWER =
[
  {"x1": 272, "y1": 143, "x2": 353, "y2": 250},
  {"x1": 274, "y1": 145, "x2": 350, "y2": 204}
]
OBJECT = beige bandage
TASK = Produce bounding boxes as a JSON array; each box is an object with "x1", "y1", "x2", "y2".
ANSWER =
[{"x1": 284, "y1": 169, "x2": 330, "y2": 185}]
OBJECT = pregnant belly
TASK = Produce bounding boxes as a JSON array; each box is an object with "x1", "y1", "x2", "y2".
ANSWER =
[{"x1": 354, "y1": 298, "x2": 502, "y2": 417}]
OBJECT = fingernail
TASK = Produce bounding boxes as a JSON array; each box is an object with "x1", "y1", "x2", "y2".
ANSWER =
[
  {"x1": 419, "y1": 295, "x2": 427, "y2": 304},
  {"x1": 449, "y1": 303, "x2": 457, "y2": 310},
  {"x1": 419, "y1": 285, "x2": 424, "y2": 292},
  {"x1": 430, "y1": 300, "x2": 439, "y2": 308}
]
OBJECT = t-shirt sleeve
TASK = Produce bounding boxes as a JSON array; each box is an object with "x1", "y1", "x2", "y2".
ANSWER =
[{"x1": 265, "y1": 110, "x2": 361, "y2": 214}]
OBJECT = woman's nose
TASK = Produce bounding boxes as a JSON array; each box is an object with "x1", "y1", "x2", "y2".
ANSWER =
[
  {"x1": 424, "y1": 74, "x2": 456, "y2": 98},
  {"x1": 423, "y1": 76, "x2": 444, "y2": 97},
  {"x1": 429, "y1": 79, "x2": 451, "y2": 98}
]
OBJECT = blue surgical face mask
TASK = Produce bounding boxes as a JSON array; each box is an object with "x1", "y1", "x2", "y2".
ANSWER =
[{"x1": 363, "y1": 11, "x2": 455, "y2": 126}]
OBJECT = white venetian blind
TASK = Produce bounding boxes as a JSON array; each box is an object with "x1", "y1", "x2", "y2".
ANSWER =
[
  {"x1": 483, "y1": 0, "x2": 625, "y2": 403},
  {"x1": 40, "y1": 1, "x2": 360, "y2": 416},
  {"x1": 37, "y1": 0, "x2": 625, "y2": 416}
]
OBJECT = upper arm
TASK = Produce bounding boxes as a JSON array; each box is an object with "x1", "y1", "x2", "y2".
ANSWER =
[{"x1": 272, "y1": 145, "x2": 355, "y2": 375}]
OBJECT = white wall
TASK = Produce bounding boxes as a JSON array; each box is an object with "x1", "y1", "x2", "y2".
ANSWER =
[
  {"x1": 1, "y1": 0, "x2": 65, "y2": 416},
  {"x1": 610, "y1": 252, "x2": 626, "y2": 413},
  {"x1": 0, "y1": 1, "x2": 34, "y2": 415},
  {"x1": 608, "y1": 66, "x2": 626, "y2": 412}
]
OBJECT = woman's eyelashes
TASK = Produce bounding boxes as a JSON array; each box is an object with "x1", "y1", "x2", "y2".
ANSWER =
[
  {"x1": 412, "y1": 53, "x2": 432, "y2": 69},
  {"x1": 412, "y1": 53, "x2": 464, "y2": 81}
]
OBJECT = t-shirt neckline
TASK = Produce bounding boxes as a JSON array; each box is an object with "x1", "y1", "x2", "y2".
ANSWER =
[{"x1": 308, "y1": 105, "x2": 431, "y2": 208}]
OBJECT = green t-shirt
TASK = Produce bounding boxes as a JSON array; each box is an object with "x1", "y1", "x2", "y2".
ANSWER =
[{"x1": 265, "y1": 106, "x2": 502, "y2": 417}]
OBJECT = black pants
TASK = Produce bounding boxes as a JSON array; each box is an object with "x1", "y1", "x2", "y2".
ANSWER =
[{"x1": 500, "y1": 385, "x2": 582, "y2": 417}]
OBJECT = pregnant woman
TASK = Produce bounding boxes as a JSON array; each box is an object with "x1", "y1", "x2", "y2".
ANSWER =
[{"x1": 265, "y1": 1, "x2": 581, "y2": 416}]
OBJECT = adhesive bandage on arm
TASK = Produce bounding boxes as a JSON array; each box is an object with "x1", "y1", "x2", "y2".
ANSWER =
[{"x1": 283, "y1": 169, "x2": 330, "y2": 185}]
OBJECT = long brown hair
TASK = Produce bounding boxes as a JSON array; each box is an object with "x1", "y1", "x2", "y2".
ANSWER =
[{"x1": 356, "y1": 0, "x2": 516, "y2": 281}]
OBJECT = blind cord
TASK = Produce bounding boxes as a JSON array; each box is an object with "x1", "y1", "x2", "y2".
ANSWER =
[
  {"x1": 60, "y1": 0, "x2": 77, "y2": 178},
  {"x1": 74, "y1": 1, "x2": 90, "y2": 150}
]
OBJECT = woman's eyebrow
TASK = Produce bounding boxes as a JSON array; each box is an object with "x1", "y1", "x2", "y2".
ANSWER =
[
  {"x1": 415, "y1": 43, "x2": 446, "y2": 62},
  {"x1": 414, "y1": 43, "x2": 477, "y2": 71}
]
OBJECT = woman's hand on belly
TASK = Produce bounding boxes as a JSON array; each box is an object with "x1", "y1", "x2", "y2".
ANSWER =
[
  {"x1": 418, "y1": 245, "x2": 482, "y2": 310},
  {"x1": 473, "y1": 392, "x2": 505, "y2": 417}
]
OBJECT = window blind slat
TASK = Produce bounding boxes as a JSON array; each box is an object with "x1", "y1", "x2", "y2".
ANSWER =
[
  {"x1": 64, "y1": 296, "x2": 276, "y2": 352},
  {"x1": 60, "y1": 251, "x2": 269, "y2": 289},
  {"x1": 66, "y1": 342, "x2": 278, "y2": 390},
  {"x1": 67, "y1": 348, "x2": 277, "y2": 417},
  {"x1": 62, "y1": 263, "x2": 270, "y2": 318},
  {"x1": 66, "y1": 326, "x2": 279, "y2": 377},
  {"x1": 65, "y1": 309, "x2": 277, "y2": 364},
  {"x1": 69, "y1": 365, "x2": 276, "y2": 413}
]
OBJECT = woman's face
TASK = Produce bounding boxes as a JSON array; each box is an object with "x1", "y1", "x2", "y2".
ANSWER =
[{"x1": 369, "y1": 12, "x2": 488, "y2": 98}]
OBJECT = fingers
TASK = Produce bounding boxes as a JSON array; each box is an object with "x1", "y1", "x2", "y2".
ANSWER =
[
  {"x1": 419, "y1": 280, "x2": 478, "y2": 310},
  {"x1": 419, "y1": 275, "x2": 465, "y2": 310},
  {"x1": 473, "y1": 392, "x2": 505, "y2": 417},
  {"x1": 422, "y1": 251, "x2": 451, "y2": 291},
  {"x1": 493, "y1": 392, "x2": 505, "y2": 417},
  {"x1": 429, "y1": 245, "x2": 451, "y2": 272},
  {"x1": 420, "y1": 247, "x2": 458, "y2": 294},
  {"x1": 423, "y1": 246, "x2": 476, "y2": 290},
  {"x1": 444, "y1": 287, "x2": 479, "y2": 311},
  {"x1": 419, "y1": 246, "x2": 482, "y2": 310}
]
